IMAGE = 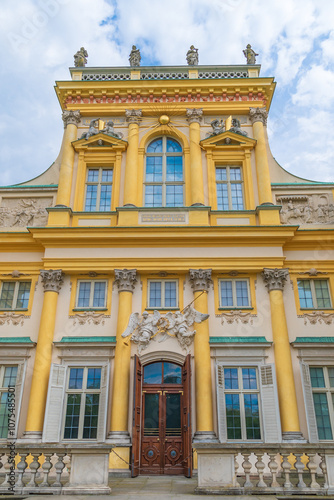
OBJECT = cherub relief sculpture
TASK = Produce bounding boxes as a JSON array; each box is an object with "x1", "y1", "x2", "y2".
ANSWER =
[
  {"x1": 74, "y1": 47, "x2": 88, "y2": 67},
  {"x1": 101, "y1": 120, "x2": 123, "y2": 139},
  {"x1": 80, "y1": 119, "x2": 99, "y2": 140},
  {"x1": 210, "y1": 118, "x2": 225, "y2": 135},
  {"x1": 229, "y1": 118, "x2": 248, "y2": 137},
  {"x1": 122, "y1": 310, "x2": 162, "y2": 353},
  {"x1": 159, "y1": 307, "x2": 209, "y2": 351}
]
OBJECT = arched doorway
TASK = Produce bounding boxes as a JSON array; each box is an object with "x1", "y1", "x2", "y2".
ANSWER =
[{"x1": 131, "y1": 356, "x2": 192, "y2": 477}]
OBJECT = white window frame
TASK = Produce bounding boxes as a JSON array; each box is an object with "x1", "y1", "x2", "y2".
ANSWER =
[
  {"x1": 297, "y1": 279, "x2": 332, "y2": 309},
  {"x1": 309, "y1": 366, "x2": 334, "y2": 440},
  {"x1": 84, "y1": 167, "x2": 113, "y2": 212},
  {"x1": 75, "y1": 280, "x2": 107, "y2": 309},
  {"x1": 215, "y1": 165, "x2": 244, "y2": 211},
  {"x1": 147, "y1": 279, "x2": 179, "y2": 309},
  {"x1": 0, "y1": 281, "x2": 31, "y2": 310},
  {"x1": 218, "y1": 278, "x2": 251, "y2": 308}
]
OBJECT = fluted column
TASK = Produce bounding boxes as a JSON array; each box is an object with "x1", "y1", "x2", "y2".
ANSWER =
[
  {"x1": 25, "y1": 270, "x2": 64, "y2": 438},
  {"x1": 262, "y1": 268, "x2": 304, "y2": 441},
  {"x1": 109, "y1": 269, "x2": 138, "y2": 444},
  {"x1": 186, "y1": 109, "x2": 205, "y2": 206},
  {"x1": 56, "y1": 110, "x2": 81, "y2": 207},
  {"x1": 189, "y1": 269, "x2": 217, "y2": 442},
  {"x1": 123, "y1": 110, "x2": 142, "y2": 207}
]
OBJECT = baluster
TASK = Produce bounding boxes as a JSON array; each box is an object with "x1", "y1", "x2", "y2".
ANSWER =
[
  {"x1": 233, "y1": 453, "x2": 239, "y2": 487},
  {"x1": 268, "y1": 453, "x2": 280, "y2": 488},
  {"x1": 26, "y1": 453, "x2": 40, "y2": 488},
  {"x1": 64, "y1": 454, "x2": 71, "y2": 486},
  {"x1": 307, "y1": 453, "x2": 320, "y2": 490},
  {"x1": 16, "y1": 453, "x2": 28, "y2": 488},
  {"x1": 1, "y1": 455, "x2": 14, "y2": 488},
  {"x1": 242, "y1": 453, "x2": 253, "y2": 488},
  {"x1": 295, "y1": 453, "x2": 306, "y2": 489},
  {"x1": 255, "y1": 452, "x2": 266, "y2": 488},
  {"x1": 53, "y1": 453, "x2": 66, "y2": 488},
  {"x1": 319, "y1": 453, "x2": 328, "y2": 490},
  {"x1": 39, "y1": 453, "x2": 53, "y2": 488},
  {"x1": 281, "y1": 453, "x2": 293, "y2": 489}
]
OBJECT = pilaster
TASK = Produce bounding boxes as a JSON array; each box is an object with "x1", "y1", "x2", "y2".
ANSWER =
[
  {"x1": 123, "y1": 110, "x2": 142, "y2": 207},
  {"x1": 186, "y1": 109, "x2": 205, "y2": 206}
]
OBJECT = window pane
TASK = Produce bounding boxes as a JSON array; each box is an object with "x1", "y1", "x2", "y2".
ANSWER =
[
  {"x1": 87, "y1": 169, "x2": 99, "y2": 182},
  {"x1": 166, "y1": 393, "x2": 181, "y2": 436},
  {"x1": 144, "y1": 393, "x2": 159, "y2": 436},
  {"x1": 225, "y1": 394, "x2": 241, "y2": 439},
  {"x1": 69, "y1": 368, "x2": 84, "y2": 389},
  {"x1": 101, "y1": 169, "x2": 113, "y2": 182},
  {"x1": 164, "y1": 281, "x2": 177, "y2": 308},
  {"x1": 231, "y1": 183, "x2": 244, "y2": 210},
  {"x1": 230, "y1": 168, "x2": 242, "y2": 181},
  {"x1": 93, "y1": 282, "x2": 106, "y2": 308},
  {"x1": 77, "y1": 282, "x2": 91, "y2": 308},
  {"x1": 166, "y1": 156, "x2": 183, "y2": 182},
  {"x1": 16, "y1": 282, "x2": 31, "y2": 309},
  {"x1": 146, "y1": 156, "x2": 163, "y2": 182},
  {"x1": 3, "y1": 366, "x2": 18, "y2": 388},
  {"x1": 163, "y1": 362, "x2": 182, "y2": 384},
  {"x1": 310, "y1": 367, "x2": 325, "y2": 388},
  {"x1": 242, "y1": 368, "x2": 257, "y2": 390},
  {"x1": 224, "y1": 368, "x2": 239, "y2": 390},
  {"x1": 85, "y1": 185, "x2": 97, "y2": 211},
  {"x1": 220, "y1": 281, "x2": 233, "y2": 307},
  {"x1": 64, "y1": 394, "x2": 81, "y2": 439},
  {"x1": 313, "y1": 393, "x2": 333, "y2": 440},
  {"x1": 145, "y1": 185, "x2": 162, "y2": 207},
  {"x1": 0, "y1": 367, "x2": 18, "y2": 438},
  {"x1": 167, "y1": 138, "x2": 182, "y2": 152},
  {"x1": 147, "y1": 139, "x2": 162, "y2": 153},
  {"x1": 216, "y1": 168, "x2": 227, "y2": 181},
  {"x1": 0, "y1": 282, "x2": 15, "y2": 309},
  {"x1": 99, "y1": 184, "x2": 112, "y2": 211},
  {"x1": 149, "y1": 282, "x2": 161, "y2": 308},
  {"x1": 216, "y1": 184, "x2": 229, "y2": 211},
  {"x1": 143, "y1": 362, "x2": 163, "y2": 384},
  {"x1": 314, "y1": 280, "x2": 331, "y2": 308},
  {"x1": 87, "y1": 368, "x2": 101, "y2": 389},
  {"x1": 83, "y1": 394, "x2": 99, "y2": 439},
  {"x1": 236, "y1": 281, "x2": 249, "y2": 307},
  {"x1": 244, "y1": 394, "x2": 261, "y2": 439},
  {"x1": 297, "y1": 280, "x2": 314, "y2": 308},
  {"x1": 166, "y1": 185, "x2": 183, "y2": 207},
  {"x1": 328, "y1": 368, "x2": 334, "y2": 388}
]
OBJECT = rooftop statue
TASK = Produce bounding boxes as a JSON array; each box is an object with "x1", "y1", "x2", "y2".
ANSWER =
[
  {"x1": 229, "y1": 118, "x2": 248, "y2": 137},
  {"x1": 186, "y1": 45, "x2": 199, "y2": 65},
  {"x1": 80, "y1": 118, "x2": 99, "y2": 140},
  {"x1": 210, "y1": 118, "x2": 225, "y2": 135},
  {"x1": 243, "y1": 44, "x2": 258, "y2": 64},
  {"x1": 101, "y1": 120, "x2": 123, "y2": 139},
  {"x1": 74, "y1": 47, "x2": 88, "y2": 67},
  {"x1": 129, "y1": 45, "x2": 141, "y2": 66}
]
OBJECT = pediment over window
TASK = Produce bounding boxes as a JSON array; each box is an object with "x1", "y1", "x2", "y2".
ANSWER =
[
  {"x1": 200, "y1": 131, "x2": 256, "y2": 150},
  {"x1": 72, "y1": 132, "x2": 128, "y2": 152}
]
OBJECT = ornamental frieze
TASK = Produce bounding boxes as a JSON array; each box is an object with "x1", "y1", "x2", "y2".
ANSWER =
[
  {"x1": 219, "y1": 310, "x2": 255, "y2": 325},
  {"x1": 299, "y1": 311, "x2": 334, "y2": 325},
  {"x1": 277, "y1": 195, "x2": 334, "y2": 225},
  {"x1": 0, "y1": 198, "x2": 51, "y2": 228},
  {"x1": 72, "y1": 311, "x2": 110, "y2": 326},
  {"x1": 0, "y1": 312, "x2": 28, "y2": 326}
]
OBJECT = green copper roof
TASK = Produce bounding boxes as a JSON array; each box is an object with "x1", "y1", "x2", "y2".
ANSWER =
[
  {"x1": 60, "y1": 336, "x2": 116, "y2": 343},
  {"x1": 293, "y1": 337, "x2": 334, "y2": 344},
  {"x1": 0, "y1": 337, "x2": 34, "y2": 343},
  {"x1": 210, "y1": 336, "x2": 269, "y2": 344}
]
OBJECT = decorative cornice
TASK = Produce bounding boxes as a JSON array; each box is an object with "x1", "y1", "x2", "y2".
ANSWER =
[
  {"x1": 40, "y1": 269, "x2": 64, "y2": 293},
  {"x1": 219, "y1": 310, "x2": 254, "y2": 325},
  {"x1": 186, "y1": 108, "x2": 203, "y2": 124},
  {"x1": 249, "y1": 107, "x2": 268, "y2": 126},
  {"x1": 189, "y1": 269, "x2": 212, "y2": 292},
  {"x1": 114, "y1": 269, "x2": 138, "y2": 292},
  {"x1": 62, "y1": 110, "x2": 81, "y2": 128},
  {"x1": 72, "y1": 311, "x2": 109, "y2": 326},
  {"x1": 0, "y1": 313, "x2": 28, "y2": 326},
  {"x1": 125, "y1": 109, "x2": 142, "y2": 124},
  {"x1": 262, "y1": 268, "x2": 289, "y2": 292},
  {"x1": 299, "y1": 311, "x2": 334, "y2": 326}
]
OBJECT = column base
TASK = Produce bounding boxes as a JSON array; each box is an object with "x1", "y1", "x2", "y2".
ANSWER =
[
  {"x1": 193, "y1": 431, "x2": 218, "y2": 443},
  {"x1": 107, "y1": 431, "x2": 131, "y2": 445},
  {"x1": 282, "y1": 431, "x2": 307, "y2": 443},
  {"x1": 18, "y1": 431, "x2": 42, "y2": 443}
]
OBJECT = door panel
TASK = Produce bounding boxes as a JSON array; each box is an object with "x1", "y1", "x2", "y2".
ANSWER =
[
  {"x1": 163, "y1": 391, "x2": 183, "y2": 475},
  {"x1": 182, "y1": 354, "x2": 192, "y2": 477},
  {"x1": 131, "y1": 355, "x2": 141, "y2": 477}
]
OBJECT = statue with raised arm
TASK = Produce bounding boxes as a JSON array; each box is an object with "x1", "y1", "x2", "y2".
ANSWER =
[
  {"x1": 229, "y1": 118, "x2": 248, "y2": 137},
  {"x1": 243, "y1": 44, "x2": 258, "y2": 65},
  {"x1": 122, "y1": 310, "x2": 162, "y2": 353},
  {"x1": 101, "y1": 120, "x2": 123, "y2": 139},
  {"x1": 210, "y1": 118, "x2": 225, "y2": 135},
  {"x1": 74, "y1": 47, "x2": 88, "y2": 67},
  {"x1": 159, "y1": 306, "x2": 209, "y2": 351},
  {"x1": 129, "y1": 45, "x2": 141, "y2": 66},
  {"x1": 80, "y1": 118, "x2": 99, "y2": 140},
  {"x1": 186, "y1": 45, "x2": 199, "y2": 65}
]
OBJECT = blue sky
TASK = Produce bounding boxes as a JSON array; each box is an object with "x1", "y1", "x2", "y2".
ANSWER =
[{"x1": 0, "y1": 0, "x2": 334, "y2": 185}]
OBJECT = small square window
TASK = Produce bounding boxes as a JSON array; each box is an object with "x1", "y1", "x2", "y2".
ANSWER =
[
  {"x1": 148, "y1": 280, "x2": 178, "y2": 309},
  {"x1": 219, "y1": 279, "x2": 250, "y2": 308},
  {"x1": 76, "y1": 281, "x2": 107, "y2": 309},
  {"x1": 0, "y1": 282, "x2": 31, "y2": 310},
  {"x1": 297, "y1": 279, "x2": 332, "y2": 309}
]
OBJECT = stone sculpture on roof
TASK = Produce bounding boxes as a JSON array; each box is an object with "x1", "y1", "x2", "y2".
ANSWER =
[
  {"x1": 74, "y1": 47, "x2": 88, "y2": 67},
  {"x1": 229, "y1": 118, "x2": 248, "y2": 137},
  {"x1": 101, "y1": 120, "x2": 123, "y2": 139},
  {"x1": 129, "y1": 45, "x2": 141, "y2": 66},
  {"x1": 80, "y1": 119, "x2": 99, "y2": 140},
  {"x1": 243, "y1": 44, "x2": 258, "y2": 64},
  {"x1": 186, "y1": 45, "x2": 199, "y2": 65},
  {"x1": 210, "y1": 118, "x2": 225, "y2": 135}
]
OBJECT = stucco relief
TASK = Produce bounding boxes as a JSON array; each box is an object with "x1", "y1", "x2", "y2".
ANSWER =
[
  {"x1": 299, "y1": 311, "x2": 334, "y2": 325},
  {"x1": 219, "y1": 310, "x2": 255, "y2": 325},
  {"x1": 0, "y1": 312, "x2": 27, "y2": 326},
  {"x1": 0, "y1": 198, "x2": 52, "y2": 227},
  {"x1": 72, "y1": 311, "x2": 110, "y2": 326},
  {"x1": 277, "y1": 195, "x2": 334, "y2": 225}
]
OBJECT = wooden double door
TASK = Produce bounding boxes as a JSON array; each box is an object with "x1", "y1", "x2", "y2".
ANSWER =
[{"x1": 132, "y1": 355, "x2": 192, "y2": 476}]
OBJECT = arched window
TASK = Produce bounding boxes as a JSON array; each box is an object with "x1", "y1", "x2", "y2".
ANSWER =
[{"x1": 144, "y1": 137, "x2": 184, "y2": 207}]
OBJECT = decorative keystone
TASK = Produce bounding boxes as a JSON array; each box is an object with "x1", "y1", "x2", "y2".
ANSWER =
[
  {"x1": 40, "y1": 269, "x2": 64, "y2": 293},
  {"x1": 125, "y1": 109, "x2": 142, "y2": 124},
  {"x1": 249, "y1": 107, "x2": 268, "y2": 126},
  {"x1": 114, "y1": 269, "x2": 138, "y2": 292},
  {"x1": 189, "y1": 269, "x2": 212, "y2": 292},
  {"x1": 186, "y1": 108, "x2": 203, "y2": 124},
  {"x1": 262, "y1": 268, "x2": 289, "y2": 292},
  {"x1": 62, "y1": 110, "x2": 81, "y2": 129}
]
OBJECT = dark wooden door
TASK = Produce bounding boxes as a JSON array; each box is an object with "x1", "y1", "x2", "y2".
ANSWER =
[
  {"x1": 131, "y1": 355, "x2": 142, "y2": 477},
  {"x1": 182, "y1": 354, "x2": 192, "y2": 477}
]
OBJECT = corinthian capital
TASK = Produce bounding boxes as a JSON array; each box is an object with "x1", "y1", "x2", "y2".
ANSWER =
[
  {"x1": 125, "y1": 109, "x2": 142, "y2": 124},
  {"x1": 40, "y1": 269, "x2": 64, "y2": 293},
  {"x1": 62, "y1": 110, "x2": 81, "y2": 129},
  {"x1": 189, "y1": 269, "x2": 212, "y2": 292},
  {"x1": 262, "y1": 268, "x2": 289, "y2": 292},
  {"x1": 249, "y1": 107, "x2": 268, "y2": 126},
  {"x1": 186, "y1": 108, "x2": 203, "y2": 124},
  {"x1": 114, "y1": 269, "x2": 138, "y2": 292}
]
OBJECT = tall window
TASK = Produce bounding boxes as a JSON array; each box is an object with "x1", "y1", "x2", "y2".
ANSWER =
[
  {"x1": 216, "y1": 166, "x2": 244, "y2": 210},
  {"x1": 84, "y1": 168, "x2": 113, "y2": 211},
  {"x1": 219, "y1": 279, "x2": 250, "y2": 308},
  {"x1": 76, "y1": 280, "x2": 107, "y2": 309},
  {"x1": 0, "y1": 282, "x2": 31, "y2": 310},
  {"x1": 148, "y1": 280, "x2": 178, "y2": 308},
  {"x1": 0, "y1": 366, "x2": 17, "y2": 438},
  {"x1": 64, "y1": 367, "x2": 102, "y2": 439},
  {"x1": 145, "y1": 137, "x2": 183, "y2": 207},
  {"x1": 310, "y1": 367, "x2": 334, "y2": 440},
  {"x1": 297, "y1": 279, "x2": 332, "y2": 309},
  {"x1": 223, "y1": 367, "x2": 261, "y2": 440}
]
